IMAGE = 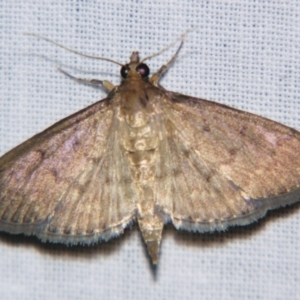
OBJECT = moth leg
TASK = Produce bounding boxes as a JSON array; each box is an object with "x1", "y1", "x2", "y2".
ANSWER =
[
  {"x1": 149, "y1": 39, "x2": 184, "y2": 85},
  {"x1": 57, "y1": 67, "x2": 115, "y2": 92}
]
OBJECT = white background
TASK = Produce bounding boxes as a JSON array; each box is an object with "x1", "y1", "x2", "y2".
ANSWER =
[{"x1": 0, "y1": 1, "x2": 300, "y2": 299}]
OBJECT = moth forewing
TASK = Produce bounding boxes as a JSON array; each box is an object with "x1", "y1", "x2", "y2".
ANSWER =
[{"x1": 0, "y1": 35, "x2": 300, "y2": 265}]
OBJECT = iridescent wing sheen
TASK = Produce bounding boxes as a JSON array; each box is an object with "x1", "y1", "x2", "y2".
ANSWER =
[
  {"x1": 0, "y1": 98, "x2": 138, "y2": 244},
  {"x1": 155, "y1": 92, "x2": 300, "y2": 232}
]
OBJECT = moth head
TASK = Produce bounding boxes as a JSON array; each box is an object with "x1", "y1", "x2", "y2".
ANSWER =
[{"x1": 120, "y1": 51, "x2": 150, "y2": 79}]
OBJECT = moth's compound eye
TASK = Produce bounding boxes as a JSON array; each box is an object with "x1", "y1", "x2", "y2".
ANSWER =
[
  {"x1": 136, "y1": 63, "x2": 150, "y2": 78},
  {"x1": 120, "y1": 65, "x2": 129, "y2": 78}
]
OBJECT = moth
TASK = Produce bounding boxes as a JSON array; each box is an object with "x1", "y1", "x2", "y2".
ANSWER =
[{"x1": 0, "y1": 34, "x2": 300, "y2": 265}]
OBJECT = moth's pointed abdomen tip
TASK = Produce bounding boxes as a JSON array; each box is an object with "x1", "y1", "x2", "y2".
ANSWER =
[
  {"x1": 150, "y1": 253, "x2": 158, "y2": 265},
  {"x1": 150, "y1": 250, "x2": 158, "y2": 265},
  {"x1": 146, "y1": 240, "x2": 160, "y2": 265}
]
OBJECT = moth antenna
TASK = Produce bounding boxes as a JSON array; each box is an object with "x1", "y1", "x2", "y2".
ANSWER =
[
  {"x1": 149, "y1": 30, "x2": 191, "y2": 84},
  {"x1": 140, "y1": 28, "x2": 193, "y2": 63},
  {"x1": 23, "y1": 32, "x2": 124, "y2": 66}
]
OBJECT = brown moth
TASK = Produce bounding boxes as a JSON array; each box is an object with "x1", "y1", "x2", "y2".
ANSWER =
[{"x1": 0, "y1": 34, "x2": 300, "y2": 265}]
